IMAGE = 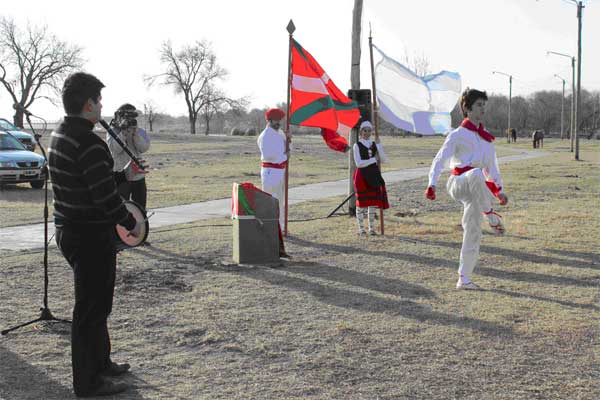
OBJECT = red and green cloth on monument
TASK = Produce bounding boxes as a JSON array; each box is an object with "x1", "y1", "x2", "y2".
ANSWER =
[
  {"x1": 289, "y1": 39, "x2": 360, "y2": 153},
  {"x1": 231, "y1": 183, "x2": 259, "y2": 218}
]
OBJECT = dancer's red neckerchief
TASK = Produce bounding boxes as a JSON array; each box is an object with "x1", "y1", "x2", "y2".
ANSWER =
[{"x1": 461, "y1": 119, "x2": 495, "y2": 142}]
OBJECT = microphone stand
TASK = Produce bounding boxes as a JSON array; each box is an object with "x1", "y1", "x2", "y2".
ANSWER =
[{"x1": 2, "y1": 114, "x2": 70, "y2": 336}]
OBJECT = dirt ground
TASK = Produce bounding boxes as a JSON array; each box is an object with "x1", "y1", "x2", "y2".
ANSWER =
[{"x1": 1, "y1": 138, "x2": 599, "y2": 399}]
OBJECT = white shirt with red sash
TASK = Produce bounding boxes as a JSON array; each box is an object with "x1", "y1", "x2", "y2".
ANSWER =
[
  {"x1": 257, "y1": 126, "x2": 288, "y2": 226},
  {"x1": 257, "y1": 126, "x2": 287, "y2": 167},
  {"x1": 428, "y1": 120, "x2": 503, "y2": 196}
]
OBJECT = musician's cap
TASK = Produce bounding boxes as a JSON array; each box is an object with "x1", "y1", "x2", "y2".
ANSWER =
[
  {"x1": 360, "y1": 121, "x2": 373, "y2": 130},
  {"x1": 265, "y1": 108, "x2": 285, "y2": 121},
  {"x1": 116, "y1": 103, "x2": 139, "y2": 117}
]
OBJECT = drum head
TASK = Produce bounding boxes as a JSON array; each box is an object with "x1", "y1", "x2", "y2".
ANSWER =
[{"x1": 115, "y1": 201, "x2": 149, "y2": 250}]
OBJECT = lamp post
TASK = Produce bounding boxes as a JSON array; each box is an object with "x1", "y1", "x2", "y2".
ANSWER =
[
  {"x1": 554, "y1": 74, "x2": 566, "y2": 140},
  {"x1": 547, "y1": 51, "x2": 576, "y2": 152},
  {"x1": 554, "y1": 0, "x2": 585, "y2": 159},
  {"x1": 492, "y1": 71, "x2": 512, "y2": 141},
  {"x1": 573, "y1": 0, "x2": 583, "y2": 160}
]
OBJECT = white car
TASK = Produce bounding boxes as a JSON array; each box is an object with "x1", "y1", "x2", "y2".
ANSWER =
[
  {"x1": 0, "y1": 132, "x2": 46, "y2": 188},
  {"x1": 0, "y1": 118, "x2": 36, "y2": 151}
]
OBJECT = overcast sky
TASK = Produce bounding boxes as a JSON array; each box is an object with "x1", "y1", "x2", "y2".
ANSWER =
[{"x1": 1, "y1": 0, "x2": 598, "y2": 121}]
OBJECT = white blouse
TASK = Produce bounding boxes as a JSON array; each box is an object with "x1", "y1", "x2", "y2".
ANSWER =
[
  {"x1": 428, "y1": 126, "x2": 503, "y2": 191},
  {"x1": 353, "y1": 138, "x2": 388, "y2": 168}
]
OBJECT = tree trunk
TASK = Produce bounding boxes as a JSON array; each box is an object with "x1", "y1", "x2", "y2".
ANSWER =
[
  {"x1": 189, "y1": 115, "x2": 196, "y2": 134},
  {"x1": 13, "y1": 110, "x2": 24, "y2": 129},
  {"x1": 348, "y1": 0, "x2": 363, "y2": 217},
  {"x1": 148, "y1": 119, "x2": 153, "y2": 132},
  {"x1": 204, "y1": 114, "x2": 210, "y2": 135}
]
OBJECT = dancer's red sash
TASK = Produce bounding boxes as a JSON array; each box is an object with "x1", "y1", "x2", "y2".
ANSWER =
[
  {"x1": 451, "y1": 166, "x2": 502, "y2": 197},
  {"x1": 261, "y1": 161, "x2": 287, "y2": 169}
]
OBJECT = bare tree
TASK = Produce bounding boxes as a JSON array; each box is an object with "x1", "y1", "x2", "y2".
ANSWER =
[
  {"x1": 143, "y1": 101, "x2": 160, "y2": 132},
  {"x1": 147, "y1": 40, "x2": 232, "y2": 134},
  {"x1": 0, "y1": 17, "x2": 84, "y2": 127},
  {"x1": 200, "y1": 83, "x2": 248, "y2": 135},
  {"x1": 403, "y1": 49, "x2": 430, "y2": 77}
]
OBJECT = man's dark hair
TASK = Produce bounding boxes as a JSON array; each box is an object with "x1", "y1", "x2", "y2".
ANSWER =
[
  {"x1": 460, "y1": 87, "x2": 488, "y2": 117},
  {"x1": 61, "y1": 72, "x2": 105, "y2": 115}
]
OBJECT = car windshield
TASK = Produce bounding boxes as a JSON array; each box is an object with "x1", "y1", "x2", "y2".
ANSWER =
[
  {"x1": 0, "y1": 119, "x2": 18, "y2": 131},
  {"x1": 0, "y1": 134, "x2": 27, "y2": 150}
]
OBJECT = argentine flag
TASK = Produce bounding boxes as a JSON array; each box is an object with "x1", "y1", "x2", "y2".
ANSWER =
[{"x1": 373, "y1": 44, "x2": 461, "y2": 135}]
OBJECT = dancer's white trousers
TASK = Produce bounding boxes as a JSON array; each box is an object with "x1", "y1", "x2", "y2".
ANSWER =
[
  {"x1": 261, "y1": 167, "x2": 286, "y2": 227},
  {"x1": 446, "y1": 169, "x2": 495, "y2": 282}
]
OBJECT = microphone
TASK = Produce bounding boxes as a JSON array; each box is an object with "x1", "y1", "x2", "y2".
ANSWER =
[{"x1": 13, "y1": 103, "x2": 33, "y2": 117}]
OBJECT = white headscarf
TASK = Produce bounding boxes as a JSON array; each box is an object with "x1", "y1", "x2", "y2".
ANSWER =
[{"x1": 360, "y1": 121, "x2": 373, "y2": 129}]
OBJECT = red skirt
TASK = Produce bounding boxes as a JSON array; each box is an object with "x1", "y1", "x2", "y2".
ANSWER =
[{"x1": 353, "y1": 165, "x2": 389, "y2": 209}]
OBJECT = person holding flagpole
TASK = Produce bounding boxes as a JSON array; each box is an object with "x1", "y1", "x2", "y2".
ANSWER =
[
  {"x1": 353, "y1": 120, "x2": 389, "y2": 235},
  {"x1": 257, "y1": 107, "x2": 291, "y2": 258},
  {"x1": 425, "y1": 88, "x2": 508, "y2": 290}
]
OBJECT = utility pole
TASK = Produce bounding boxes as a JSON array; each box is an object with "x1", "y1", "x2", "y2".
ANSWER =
[
  {"x1": 348, "y1": 0, "x2": 362, "y2": 216},
  {"x1": 547, "y1": 51, "x2": 576, "y2": 151},
  {"x1": 555, "y1": 74, "x2": 566, "y2": 140},
  {"x1": 574, "y1": 0, "x2": 583, "y2": 160},
  {"x1": 492, "y1": 71, "x2": 512, "y2": 141}
]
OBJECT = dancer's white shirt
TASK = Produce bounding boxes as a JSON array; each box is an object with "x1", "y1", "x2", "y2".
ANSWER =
[
  {"x1": 352, "y1": 138, "x2": 388, "y2": 168},
  {"x1": 427, "y1": 126, "x2": 503, "y2": 192}
]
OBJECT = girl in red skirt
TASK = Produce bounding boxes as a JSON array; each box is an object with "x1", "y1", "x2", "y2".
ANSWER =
[{"x1": 353, "y1": 121, "x2": 390, "y2": 235}]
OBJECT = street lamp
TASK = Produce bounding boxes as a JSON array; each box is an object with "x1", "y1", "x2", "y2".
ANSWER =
[
  {"x1": 564, "y1": 0, "x2": 584, "y2": 160},
  {"x1": 554, "y1": 74, "x2": 566, "y2": 140},
  {"x1": 547, "y1": 51, "x2": 576, "y2": 152},
  {"x1": 492, "y1": 71, "x2": 512, "y2": 142}
]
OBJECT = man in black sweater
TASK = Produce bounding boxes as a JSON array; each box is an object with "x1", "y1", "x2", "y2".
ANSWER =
[{"x1": 49, "y1": 72, "x2": 142, "y2": 397}]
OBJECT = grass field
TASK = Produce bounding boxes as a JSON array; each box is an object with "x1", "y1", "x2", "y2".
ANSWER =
[
  {"x1": 0, "y1": 133, "x2": 517, "y2": 227},
  {"x1": 0, "y1": 136, "x2": 599, "y2": 399}
]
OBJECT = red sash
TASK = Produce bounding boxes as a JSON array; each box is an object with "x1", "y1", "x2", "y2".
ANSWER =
[
  {"x1": 261, "y1": 161, "x2": 287, "y2": 169},
  {"x1": 451, "y1": 166, "x2": 502, "y2": 197}
]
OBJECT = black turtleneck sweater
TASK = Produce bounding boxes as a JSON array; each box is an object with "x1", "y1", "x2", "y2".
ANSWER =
[{"x1": 48, "y1": 116, "x2": 135, "y2": 230}]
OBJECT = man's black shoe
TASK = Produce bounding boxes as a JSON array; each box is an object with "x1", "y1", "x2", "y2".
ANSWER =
[
  {"x1": 100, "y1": 361, "x2": 131, "y2": 377},
  {"x1": 79, "y1": 381, "x2": 129, "y2": 397}
]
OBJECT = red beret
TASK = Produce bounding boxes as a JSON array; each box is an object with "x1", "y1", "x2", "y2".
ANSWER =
[{"x1": 265, "y1": 108, "x2": 286, "y2": 121}]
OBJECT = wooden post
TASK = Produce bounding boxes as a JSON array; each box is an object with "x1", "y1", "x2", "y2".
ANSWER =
[
  {"x1": 284, "y1": 19, "x2": 296, "y2": 236},
  {"x1": 368, "y1": 25, "x2": 384, "y2": 235},
  {"x1": 575, "y1": 1, "x2": 583, "y2": 161},
  {"x1": 348, "y1": 0, "x2": 363, "y2": 217}
]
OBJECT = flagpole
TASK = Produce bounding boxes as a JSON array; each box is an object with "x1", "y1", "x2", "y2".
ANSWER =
[
  {"x1": 368, "y1": 24, "x2": 384, "y2": 235},
  {"x1": 284, "y1": 20, "x2": 296, "y2": 237}
]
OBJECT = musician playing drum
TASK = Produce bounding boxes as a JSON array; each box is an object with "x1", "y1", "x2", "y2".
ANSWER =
[
  {"x1": 107, "y1": 104, "x2": 150, "y2": 209},
  {"x1": 49, "y1": 72, "x2": 142, "y2": 397}
]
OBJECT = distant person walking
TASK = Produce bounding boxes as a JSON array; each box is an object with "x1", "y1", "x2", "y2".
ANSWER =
[
  {"x1": 257, "y1": 107, "x2": 291, "y2": 258},
  {"x1": 425, "y1": 88, "x2": 508, "y2": 290}
]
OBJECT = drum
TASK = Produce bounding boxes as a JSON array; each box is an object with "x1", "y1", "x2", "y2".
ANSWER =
[{"x1": 115, "y1": 200, "x2": 149, "y2": 252}]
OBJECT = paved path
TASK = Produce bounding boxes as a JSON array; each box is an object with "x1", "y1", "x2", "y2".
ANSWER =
[{"x1": 0, "y1": 150, "x2": 548, "y2": 251}]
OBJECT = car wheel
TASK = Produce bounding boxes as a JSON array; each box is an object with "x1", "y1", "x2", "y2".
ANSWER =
[{"x1": 30, "y1": 180, "x2": 44, "y2": 189}]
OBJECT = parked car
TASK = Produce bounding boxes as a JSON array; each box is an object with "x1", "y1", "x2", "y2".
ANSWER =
[
  {"x1": 0, "y1": 132, "x2": 46, "y2": 188},
  {"x1": 0, "y1": 118, "x2": 36, "y2": 151}
]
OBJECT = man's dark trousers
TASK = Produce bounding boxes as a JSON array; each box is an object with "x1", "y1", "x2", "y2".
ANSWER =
[{"x1": 56, "y1": 225, "x2": 116, "y2": 396}]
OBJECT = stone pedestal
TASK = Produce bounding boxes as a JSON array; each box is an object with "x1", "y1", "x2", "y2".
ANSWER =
[
  {"x1": 232, "y1": 183, "x2": 280, "y2": 264},
  {"x1": 232, "y1": 218, "x2": 279, "y2": 264}
]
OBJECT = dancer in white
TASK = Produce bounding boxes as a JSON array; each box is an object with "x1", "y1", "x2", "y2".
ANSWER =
[
  {"x1": 425, "y1": 88, "x2": 508, "y2": 290},
  {"x1": 257, "y1": 107, "x2": 291, "y2": 258}
]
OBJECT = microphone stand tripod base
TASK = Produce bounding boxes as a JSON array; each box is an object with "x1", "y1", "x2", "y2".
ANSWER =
[{"x1": 2, "y1": 308, "x2": 71, "y2": 336}]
